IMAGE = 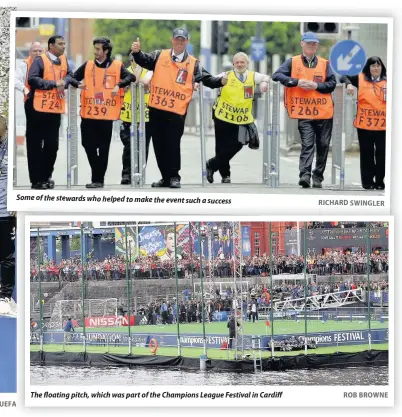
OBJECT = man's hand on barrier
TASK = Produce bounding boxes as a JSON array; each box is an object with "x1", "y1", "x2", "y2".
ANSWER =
[
  {"x1": 131, "y1": 37, "x2": 141, "y2": 53},
  {"x1": 56, "y1": 79, "x2": 65, "y2": 93},
  {"x1": 24, "y1": 87, "x2": 29, "y2": 96},
  {"x1": 194, "y1": 82, "x2": 200, "y2": 91},
  {"x1": 346, "y1": 84, "x2": 355, "y2": 96},
  {"x1": 260, "y1": 81, "x2": 268, "y2": 93},
  {"x1": 77, "y1": 82, "x2": 87, "y2": 90},
  {"x1": 221, "y1": 73, "x2": 228, "y2": 86},
  {"x1": 111, "y1": 85, "x2": 120, "y2": 97}
]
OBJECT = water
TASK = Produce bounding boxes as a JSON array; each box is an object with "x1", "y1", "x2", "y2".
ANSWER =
[{"x1": 31, "y1": 365, "x2": 388, "y2": 386}]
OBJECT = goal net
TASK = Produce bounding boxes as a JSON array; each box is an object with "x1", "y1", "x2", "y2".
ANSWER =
[{"x1": 50, "y1": 298, "x2": 118, "y2": 329}]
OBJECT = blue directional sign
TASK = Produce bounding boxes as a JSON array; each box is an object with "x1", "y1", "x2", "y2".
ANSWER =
[
  {"x1": 187, "y1": 43, "x2": 194, "y2": 56},
  {"x1": 250, "y1": 37, "x2": 266, "y2": 62},
  {"x1": 329, "y1": 40, "x2": 366, "y2": 76}
]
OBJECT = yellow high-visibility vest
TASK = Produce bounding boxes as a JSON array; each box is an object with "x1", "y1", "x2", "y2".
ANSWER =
[
  {"x1": 120, "y1": 66, "x2": 150, "y2": 123},
  {"x1": 214, "y1": 70, "x2": 255, "y2": 125}
]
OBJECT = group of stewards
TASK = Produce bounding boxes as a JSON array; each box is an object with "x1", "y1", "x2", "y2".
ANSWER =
[{"x1": 16, "y1": 30, "x2": 386, "y2": 190}]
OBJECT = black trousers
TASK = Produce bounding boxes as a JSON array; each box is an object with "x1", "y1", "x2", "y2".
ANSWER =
[
  {"x1": 208, "y1": 116, "x2": 243, "y2": 178},
  {"x1": 148, "y1": 107, "x2": 185, "y2": 181},
  {"x1": 228, "y1": 331, "x2": 235, "y2": 349},
  {"x1": 120, "y1": 121, "x2": 152, "y2": 179},
  {"x1": 0, "y1": 216, "x2": 16, "y2": 299},
  {"x1": 81, "y1": 118, "x2": 114, "y2": 184},
  {"x1": 25, "y1": 100, "x2": 61, "y2": 185},
  {"x1": 357, "y1": 128, "x2": 386, "y2": 188},
  {"x1": 298, "y1": 118, "x2": 333, "y2": 182}
]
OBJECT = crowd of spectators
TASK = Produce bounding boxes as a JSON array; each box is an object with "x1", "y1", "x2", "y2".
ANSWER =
[{"x1": 30, "y1": 251, "x2": 389, "y2": 283}]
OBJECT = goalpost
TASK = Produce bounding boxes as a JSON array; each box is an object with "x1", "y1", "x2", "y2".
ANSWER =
[{"x1": 50, "y1": 298, "x2": 118, "y2": 329}]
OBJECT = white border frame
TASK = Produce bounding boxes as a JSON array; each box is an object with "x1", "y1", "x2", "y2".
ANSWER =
[
  {"x1": 7, "y1": 11, "x2": 393, "y2": 215},
  {"x1": 24, "y1": 215, "x2": 394, "y2": 407}
]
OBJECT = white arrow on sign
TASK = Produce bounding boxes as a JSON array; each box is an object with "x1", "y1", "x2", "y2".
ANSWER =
[{"x1": 337, "y1": 44, "x2": 361, "y2": 71}]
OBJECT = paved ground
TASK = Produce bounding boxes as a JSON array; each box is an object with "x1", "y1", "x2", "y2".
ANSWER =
[{"x1": 14, "y1": 132, "x2": 384, "y2": 196}]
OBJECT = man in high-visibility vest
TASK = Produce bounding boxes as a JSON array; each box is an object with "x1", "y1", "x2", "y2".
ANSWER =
[
  {"x1": 15, "y1": 41, "x2": 44, "y2": 100},
  {"x1": 119, "y1": 52, "x2": 153, "y2": 185},
  {"x1": 206, "y1": 52, "x2": 270, "y2": 184},
  {"x1": 73, "y1": 37, "x2": 135, "y2": 188},
  {"x1": 131, "y1": 28, "x2": 227, "y2": 188},
  {"x1": 273, "y1": 32, "x2": 336, "y2": 189},
  {"x1": 27, "y1": 35, "x2": 76, "y2": 190}
]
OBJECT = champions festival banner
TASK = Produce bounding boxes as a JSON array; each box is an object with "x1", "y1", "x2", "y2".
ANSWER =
[
  {"x1": 38, "y1": 328, "x2": 388, "y2": 350},
  {"x1": 114, "y1": 223, "x2": 251, "y2": 259}
]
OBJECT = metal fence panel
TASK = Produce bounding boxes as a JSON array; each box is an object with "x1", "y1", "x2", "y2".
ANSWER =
[
  {"x1": 331, "y1": 84, "x2": 346, "y2": 188},
  {"x1": 67, "y1": 86, "x2": 78, "y2": 188}
]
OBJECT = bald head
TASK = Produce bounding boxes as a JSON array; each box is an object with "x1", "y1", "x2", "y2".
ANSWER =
[{"x1": 30, "y1": 42, "x2": 44, "y2": 59}]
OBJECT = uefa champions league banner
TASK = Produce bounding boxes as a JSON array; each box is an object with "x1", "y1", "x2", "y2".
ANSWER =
[
  {"x1": 242, "y1": 226, "x2": 251, "y2": 256},
  {"x1": 39, "y1": 328, "x2": 388, "y2": 349}
]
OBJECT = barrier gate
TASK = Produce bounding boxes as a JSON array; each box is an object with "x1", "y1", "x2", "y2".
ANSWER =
[{"x1": 63, "y1": 81, "x2": 348, "y2": 189}]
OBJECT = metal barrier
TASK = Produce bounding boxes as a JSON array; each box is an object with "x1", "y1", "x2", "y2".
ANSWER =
[
  {"x1": 331, "y1": 84, "x2": 346, "y2": 189},
  {"x1": 130, "y1": 83, "x2": 139, "y2": 188},
  {"x1": 67, "y1": 86, "x2": 79, "y2": 188}
]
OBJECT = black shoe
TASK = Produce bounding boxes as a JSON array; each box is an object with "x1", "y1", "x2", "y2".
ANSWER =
[
  {"x1": 206, "y1": 161, "x2": 214, "y2": 184},
  {"x1": 312, "y1": 177, "x2": 322, "y2": 188},
  {"x1": 151, "y1": 179, "x2": 169, "y2": 188},
  {"x1": 121, "y1": 177, "x2": 131, "y2": 185},
  {"x1": 298, "y1": 175, "x2": 310, "y2": 188},
  {"x1": 221, "y1": 177, "x2": 231, "y2": 184},
  {"x1": 170, "y1": 177, "x2": 181, "y2": 188},
  {"x1": 375, "y1": 184, "x2": 385, "y2": 190},
  {"x1": 85, "y1": 182, "x2": 104, "y2": 189},
  {"x1": 31, "y1": 182, "x2": 47, "y2": 190},
  {"x1": 46, "y1": 179, "x2": 55, "y2": 189},
  {"x1": 362, "y1": 184, "x2": 375, "y2": 190}
]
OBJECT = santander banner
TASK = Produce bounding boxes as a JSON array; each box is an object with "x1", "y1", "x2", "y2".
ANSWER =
[{"x1": 84, "y1": 316, "x2": 135, "y2": 328}]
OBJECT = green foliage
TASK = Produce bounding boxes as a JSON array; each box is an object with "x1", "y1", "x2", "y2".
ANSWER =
[
  {"x1": 94, "y1": 19, "x2": 201, "y2": 63},
  {"x1": 70, "y1": 235, "x2": 81, "y2": 251},
  {"x1": 94, "y1": 19, "x2": 333, "y2": 68},
  {"x1": 228, "y1": 21, "x2": 301, "y2": 61}
]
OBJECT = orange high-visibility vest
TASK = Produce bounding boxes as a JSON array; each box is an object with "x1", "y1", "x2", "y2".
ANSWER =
[
  {"x1": 354, "y1": 73, "x2": 386, "y2": 131},
  {"x1": 23, "y1": 56, "x2": 33, "y2": 102},
  {"x1": 80, "y1": 60, "x2": 124, "y2": 121},
  {"x1": 149, "y1": 49, "x2": 197, "y2": 116},
  {"x1": 33, "y1": 53, "x2": 67, "y2": 114},
  {"x1": 285, "y1": 55, "x2": 334, "y2": 120}
]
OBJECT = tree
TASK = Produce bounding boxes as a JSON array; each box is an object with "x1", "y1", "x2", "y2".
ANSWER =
[{"x1": 94, "y1": 19, "x2": 201, "y2": 63}]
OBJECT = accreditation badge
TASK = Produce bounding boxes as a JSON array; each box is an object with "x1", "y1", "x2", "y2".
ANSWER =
[
  {"x1": 382, "y1": 87, "x2": 387, "y2": 102},
  {"x1": 94, "y1": 91, "x2": 105, "y2": 105},
  {"x1": 176, "y1": 69, "x2": 188, "y2": 85},
  {"x1": 244, "y1": 85, "x2": 253, "y2": 99},
  {"x1": 313, "y1": 74, "x2": 323, "y2": 83}
]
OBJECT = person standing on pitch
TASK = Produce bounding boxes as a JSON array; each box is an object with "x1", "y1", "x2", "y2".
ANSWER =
[
  {"x1": 206, "y1": 52, "x2": 269, "y2": 183},
  {"x1": 131, "y1": 28, "x2": 227, "y2": 189},
  {"x1": 15, "y1": 41, "x2": 44, "y2": 99},
  {"x1": 273, "y1": 32, "x2": 336, "y2": 189},
  {"x1": 73, "y1": 37, "x2": 135, "y2": 188},
  {"x1": 340, "y1": 57, "x2": 387, "y2": 190},
  {"x1": 0, "y1": 116, "x2": 16, "y2": 317},
  {"x1": 119, "y1": 52, "x2": 153, "y2": 185},
  {"x1": 27, "y1": 35, "x2": 75, "y2": 190}
]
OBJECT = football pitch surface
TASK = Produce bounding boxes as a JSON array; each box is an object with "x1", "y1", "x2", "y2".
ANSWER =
[{"x1": 72, "y1": 318, "x2": 389, "y2": 336}]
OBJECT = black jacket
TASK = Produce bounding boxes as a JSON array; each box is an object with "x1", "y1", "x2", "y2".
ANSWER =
[
  {"x1": 132, "y1": 49, "x2": 223, "y2": 89},
  {"x1": 339, "y1": 74, "x2": 387, "y2": 89},
  {"x1": 73, "y1": 58, "x2": 135, "y2": 87},
  {"x1": 272, "y1": 54, "x2": 337, "y2": 95},
  {"x1": 27, "y1": 53, "x2": 78, "y2": 101}
]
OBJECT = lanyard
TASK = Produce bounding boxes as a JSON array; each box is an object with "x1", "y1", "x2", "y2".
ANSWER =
[
  {"x1": 46, "y1": 53, "x2": 63, "y2": 81},
  {"x1": 92, "y1": 61, "x2": 110, "y2": 88}
]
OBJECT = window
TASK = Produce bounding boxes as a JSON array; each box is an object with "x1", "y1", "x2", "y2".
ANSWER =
[
  {"x1": 271, "y1": 233, "x2": 279, "y2": 256},
  {"x1": 254, "y1": 232, "x2": 260, "y2": 256},
  {"x1": 16, "y1": 17, "x2": 39, "y2": 29}
]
